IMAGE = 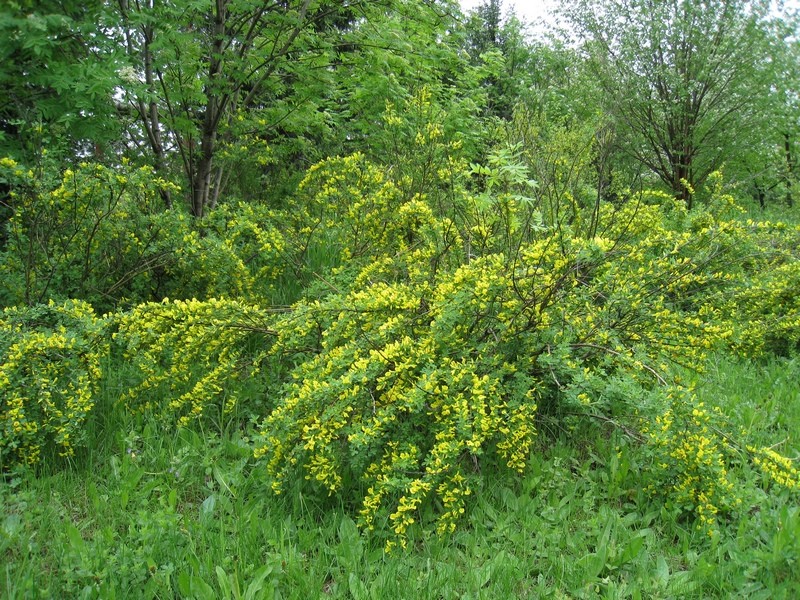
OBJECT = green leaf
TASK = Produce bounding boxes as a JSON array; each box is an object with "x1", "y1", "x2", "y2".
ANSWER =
[
  {"x1": 215, "y1": 566, "x2": 233, "y2": 600},
  {"x1": 189, "y1": 574, "x2": 217, "y2": 600},
  {"x1": 243, "y1": 565, "x2": 274, "y2": 600},
  {"x1": 200, "y1": 494, "x2": 216, "y2": 522}
]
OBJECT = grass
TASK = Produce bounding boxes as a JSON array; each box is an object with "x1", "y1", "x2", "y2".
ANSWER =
[
  {"x1": 700, "y1": 354, "x2": 800, "y2": 449},
  {"x1": 2, "y1": 352, "x2": 799, "y2": 598}
]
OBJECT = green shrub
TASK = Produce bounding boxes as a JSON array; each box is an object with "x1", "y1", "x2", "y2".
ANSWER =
[
  {"x1": 0, "y1": 159, "x2": 287, "y2": 311},
  {"x1": 0, "y1": 300, "x2": 106, "y2": 467},
  {"x1": 114, "y1": 298, "x2": 277, "y2": 427},
  {"x1": 97, "y1": 144, "x2": 799, "y2": 545}
]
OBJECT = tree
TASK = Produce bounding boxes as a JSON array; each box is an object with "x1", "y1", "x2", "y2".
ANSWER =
[
  {"x1": 0, "y1": 0, "x2": 120, "y2": 164},
  {"x1": 270, "y1": 0, "x2": 479, "y2": 196},
  {"x1": 761, "y1": 15, "x2": 800, "y2": 207},
  {"x1": 115, "y1": 0, "x2": 462, "y2": 217},
  {"x1": 118, "y1": 0, "x2": 352, "y2": 217},
  {"x1": 563, "y1": 0, "x2": 789, "y2": 208},
  {"x1": 463, "y1": 0, "x2": 540, "y2": 120}
]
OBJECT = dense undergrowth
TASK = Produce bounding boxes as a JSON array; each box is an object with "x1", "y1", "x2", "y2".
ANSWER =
[
  {"x1": 1, "y1": 355, "x2": 798, "y2": 598},
  {"x1": 1, "y1": 96, "x2": 799, "y2": 597}
]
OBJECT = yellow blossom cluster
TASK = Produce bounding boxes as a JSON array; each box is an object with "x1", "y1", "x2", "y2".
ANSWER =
[
  {"x1": 293, "y1": 152, "x2": 441, "y2": 266},
  {"x1": 730, "y1": 248, "x2": 800, "y2": 356},
  {"x1": 114, "y1": 297, "x2": 276, "y2": 426},
  {"x1": 0, "y1": 300, "x2": 106, "y2": 465},
  {"x1": 380, "y1": 88, "x2": 468, "y2": 200},
  {"x1": 172, "y1": 201, "x2": 287, "y2": 301},
  {"x1": 747, "y1": 445, "x2": 800, "y2": 489}
]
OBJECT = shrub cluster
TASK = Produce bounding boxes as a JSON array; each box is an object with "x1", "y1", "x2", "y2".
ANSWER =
[
  {"x1": 247, "y1": 145, "x2": 796, "y2": 544},
  {"x1": 0, "y1": 300, "x2": 106, "y2": 466},
  {"x1": 0, "y1": 159, "x2": 287, "y2": 312},
  {"x1": 1, "y1": 102, "x2": 798, "y2": 545}
]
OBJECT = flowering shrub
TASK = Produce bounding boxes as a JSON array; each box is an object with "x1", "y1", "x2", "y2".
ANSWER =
[
  {"x1": 256, "y1": 254, "x2": 541, "y2": 546},
  {"x1": 245, "y1": 149, "x2": 800, "y2": 545},
  {"x1": 290, "y1": 152, "x2": 409, "y2": 264},
  {"x1": 0, "y1": 158, "x2": 180, "y2": 311},
  {"x1": 0, "y1": 300, "x2": 106, "y2": 467},
  {"x1": 114, "y1": 298, "x2": 277, "y2": 427},
  {"x1": 643, "y1": 383, "x2": 800, "y2": 538},
  {"x1": 642, "y1": 388, "x2": 740, "y2": 534},
  {"x1": 9, "y1": 141, "x2": 783, "y2": 544},
  {"x1": 2, "y1": 80, "x2": 799, "y2": 557},
  {"x1": 163, "y1": 201, "x2": 287, "y2": 303},
  {"x1": 5, "y1": 110, "x2": 797, "y2": 546},
  {"x1": 0, "y1": 159, "x2": 287, "y2": 311},
  {"x1": 726, "y1": 221, "x2": 800, "y2": 356},
  {"x1": 747, "y1": 444, "x2": 800, "y2": 490}
]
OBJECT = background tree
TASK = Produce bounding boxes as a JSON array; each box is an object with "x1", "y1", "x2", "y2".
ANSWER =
[
  {"x1": 0, "y1": 0, "x2": 120, "y2": 242},
  {"x1": 463, "y1": 0, "x2": 540, "y2": 120},
  {"x1": 563, "y1": 0, "x2": 787, "y2": 208},
  {"x1": 0, "y1": 0, "x2": 119, "y2": 163},
  {"x1": 115, "y1": 0, "x2": 400, "y2": 217},
  {"x1": 761, "y1": 14, "x2": 800, "y2": 207}
]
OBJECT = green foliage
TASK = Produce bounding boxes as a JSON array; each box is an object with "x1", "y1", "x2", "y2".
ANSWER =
[
  {"x1": 643, "y1": 388, "x2": 742, "y2": 535},
  {"x1": 2, "y1": 0, "x2": 800, "y2": 594},
  {"x1": 112, "y1": 0, "x2": 472, "y2": 215},
  {"x1": 291, "y1": 152, "x2": 412, "y2": 265},
  {"x1": 0, "y1": 300, "x2": 106, "y2": 467},
  {"x1": 113, "y1": 0, "x2": 339, "y2": 214},
  {"x1": 115, "y1": 298, "x2": 277, "y2": 428},
  {"x1": 6, "y1": 118, "x2": 794, "y2": 548},
  {"x1": 0, "y1": 0, "x2": 120, "y2": 163},
  {"x1": 1, "y1": 350, "x2": 799, "y2": 598},
  {"x1": 726, "y1": 220, "x2": 800, "y2": 356},
  {"x1": 270, "y1": 90, "x2": 472, "y2": 296},
  {"x1": 379, "y1": 88, "x2": 472, "y2": 204},
  {"x1": 462, "y1": 2, "x2": 542, "y2": 120},
  {"x1": 0, "y1": 158, "x2": 180, "y2": 310},
  {"x1": 0, "y1": 158, "x2": 289, "y2": 311}
]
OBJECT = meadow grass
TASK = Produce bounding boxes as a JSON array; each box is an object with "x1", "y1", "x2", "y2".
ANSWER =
[
  {"x1": 2, "y1": 352, "x2": 798, "y2": 598},
  {"x1": 735, "y1": 195, "x2": 800, "y2": 224}
]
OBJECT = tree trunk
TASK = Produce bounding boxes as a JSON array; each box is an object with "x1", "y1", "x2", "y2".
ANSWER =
[
  {"x1": 188, "y1": 133, "x2": 216, "y2": 222},
  {"x1": 784, "y1": 132, "x2": 795, "y2": 207},
  {"x1": 189, "y1": 0, "x2": 227, "y2": 218},
  {"x1": 672, "y1": 154, "x2": 693, "y2": 209},
  {"x1": 119, "y1": 0, "x2": 172, "y2": 209}
]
